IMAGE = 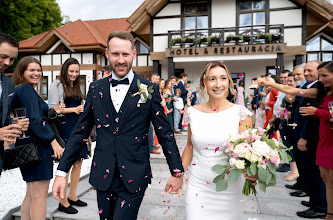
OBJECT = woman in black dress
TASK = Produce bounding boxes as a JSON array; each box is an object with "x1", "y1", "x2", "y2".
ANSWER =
[
  {"x1": 48, "y1": 57, "x2": 87, "y2": 214},
  {"x1": 11, "y1": 56, "x2": 63, "y2": 220}
]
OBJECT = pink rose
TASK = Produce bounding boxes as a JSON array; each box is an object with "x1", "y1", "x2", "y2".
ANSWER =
[
  {"x1": 270, "y1": 155, "x2": 281, "y2": 167},
  {"x1": 251, "y1": 133, "x2": 262, "y2": 142},
  {"x1": 258, "y1": 127, "x2": 267, "y2": 136},
  {"x1": 224, "y1": 140, "x2": 234, "y2": 153}
]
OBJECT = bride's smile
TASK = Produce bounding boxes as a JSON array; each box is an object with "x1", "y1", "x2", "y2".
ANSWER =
[{"x1": 205, "y1": 66, "x2": 229, "y2": 98}]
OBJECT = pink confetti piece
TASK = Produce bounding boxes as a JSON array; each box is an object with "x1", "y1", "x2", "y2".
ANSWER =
[
  {"x1": 115, "y1": 118, "x2": 119, "y2": 122},
  {"x1": 93, "y1": 162, "x2": 96, "y2": 167},
  {"x1": 156, "y1": 111, "x2": 160, "y2": 115},
  {"x1": 82, "y1": 126, "x2": 85, "y2": 129},
  {"x1": 144, "y1": 175, "x2": 148, "y2": 178},
  {"x1": 97, "y1": 119, "x2": 100, "y2": 121},
  {"x1": 192, "y1": 163, "x2": 196, "y2": 165},
  {"x1": 106, "y1": 169, "x2": 110, "y2": 173},
  {"x1": 97, "y1": 124, "x2": 101, "y2": 128},
  {"x1": 98, "y1": 209, "x2": 103, "y2": 214},
  {"x1": 298, "y1": 90, "x2": 304, "y2": 94},
  {"x1": 103, "y1": 124, "x2": 110, "y2": 127},
  {"x1": 42, "y1": 121, "x2": 46, "y2": 126},
  {"x1": 206, "y1": 181, "x2": 210, "y2": 184},
  {"x1": 121, "y1": 200, "x2": 125, "y2": 208},
  {"x1": 214, "y1": 147, "x2": 219, "y2": 153},
  {"x1": 158, "y1": 126, "x2": 162, "y2": 129},
  {"x1": 113, "y1": 131, "x2": 116, "y2": 134},
  {"x1": 227, "y1": 171, "x2": 230, "y2": 174},
  {"x1": 128, "y1": 179, "x2": 134, "y2": 183},
  {"x1": 212, "y1": 109, "x2": 217, "y2": 112},
  {"x1": 106, "y1": 114, "x2": 109, "y2": 118},
  {"x1": 122, "y1": 166, "x2": 125, "y2": 169},
  {"x1": 168, "y1": 151, "x2": 171, "y2": 154},
  {"x1": 99, "y1": 92, "x2": 103, "y2": 98},
  {"x1": 104, "y1": 175, "x2": 107, "y2": 179},
  {"x1": 109, "y1": 78, "x2": 112, "y2": 82}
]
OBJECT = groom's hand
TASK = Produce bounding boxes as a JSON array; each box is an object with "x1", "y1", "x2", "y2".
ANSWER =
[
  {"x1": 52, "y1": 176, "x2": 66, "y2": 201},
  {"x1": 164, "y1": 176, "x2": 183, "y2": 194}
]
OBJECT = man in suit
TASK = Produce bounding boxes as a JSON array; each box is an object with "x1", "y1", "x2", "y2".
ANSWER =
[
  {"x1": 175, "y1": 73, "x2": 188, "y2": 131},
  {"x1": 294, "y1": 61, "x2": 327, "y2": 219},
  {"x1": 52, "y1": 31, "x2": 184, "y2": 220},
  {"x1": 0, "y1": 33, "x2": 24, "y2": 175}
]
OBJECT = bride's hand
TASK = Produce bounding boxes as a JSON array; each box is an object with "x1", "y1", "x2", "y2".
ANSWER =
[{"x1": 243, "y1": 170, "x2": 258, "y2": 186}]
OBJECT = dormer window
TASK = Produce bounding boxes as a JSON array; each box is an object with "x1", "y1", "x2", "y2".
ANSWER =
[{"x1": 307, "y1": 36, "x2": 333, "y2": 61}]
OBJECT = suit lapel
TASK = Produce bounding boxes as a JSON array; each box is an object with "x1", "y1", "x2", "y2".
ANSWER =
[
  {"x1": 102, "y1": 76, "x2": 116, "y2": 131},
  {"x1": 2, "y1": 75, "x2": 9, "y2": 127},
  {"x1": 118, "y1": 74, "x2": 140, "y2": 131}
]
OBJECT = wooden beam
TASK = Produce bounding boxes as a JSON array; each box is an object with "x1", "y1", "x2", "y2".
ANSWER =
[
  {"x1": 285, "y1": 46, "x2": 306, "y2": 55},
  {"x1": 132, "y1": 66, "x2": 153, "y2": 72},
  {"x1": 42, "y1": 64, "x2": 104, "y2": 71},
  {"x1": 150, "y1": 52, "x2": 166, "y2": 60}
]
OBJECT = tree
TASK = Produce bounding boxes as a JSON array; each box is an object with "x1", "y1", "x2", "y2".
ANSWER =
[{"x1": 0, "y1": 0, "x2": 64, "y2": 42}]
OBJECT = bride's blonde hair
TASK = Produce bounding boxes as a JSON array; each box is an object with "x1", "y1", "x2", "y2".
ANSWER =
[{"x1": 199, "y1": 61, "x2": 236, "y2": 101}]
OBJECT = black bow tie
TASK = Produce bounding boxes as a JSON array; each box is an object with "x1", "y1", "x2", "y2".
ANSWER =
[{"x1": 111, "y1": 78, "x2": 129, "y2": 87}]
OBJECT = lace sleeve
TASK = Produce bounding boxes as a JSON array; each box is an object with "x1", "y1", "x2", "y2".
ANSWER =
[{"x1": 239, "y1": 106, "x2": 253, "y2": 121}]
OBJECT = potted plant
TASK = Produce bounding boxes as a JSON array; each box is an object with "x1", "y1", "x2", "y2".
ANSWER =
[
  {"x1": 272, "y1": 32, "x2": 281, "y2": 43},
  {"x1": 210, "y1": 36, "x2": 220, "y2": 45},
  {"x1": 226, "y1": 34, "x2": 235, "y2": 43},
  {"x1": 181, "y1": 36, "x2": 194, "y2": 44},
  {"x1": 242, "y1": 34, "x2": 251, "y2": 42},
  {"x1": 170, "y1": 37, "x2": 181, "y2": 47}
]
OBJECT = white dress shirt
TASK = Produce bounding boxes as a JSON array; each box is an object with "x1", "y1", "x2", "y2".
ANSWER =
[{"x1": 56, "y1": 70, "x2": 135, "y2": 177}]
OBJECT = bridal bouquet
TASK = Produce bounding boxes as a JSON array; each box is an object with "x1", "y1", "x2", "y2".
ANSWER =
[{"x1": 212, "y1": 126, "x2": 291, "y2": 196}]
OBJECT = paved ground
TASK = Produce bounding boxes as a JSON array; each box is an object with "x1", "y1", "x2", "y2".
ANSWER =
[{"x1": 11, "y1": 132, "x2": 316, "y2": 220}]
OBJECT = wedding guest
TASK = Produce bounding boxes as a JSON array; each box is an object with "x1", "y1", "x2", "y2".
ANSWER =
[
  {"x1": 165, "y1": 93, "x2": 174, "y2": 129},
  {"x1": 258, "y1": 60, "x2": 327, "y2": 219},
  {"x1": 102, "y1": 65, "x2": 112, "y2": 78},
  {"x1": 170, "y1": 76, "x2": 177, "y2": 95},
  {"x1": 235, "y1": 80, "x2": 245, "y2": 106},
  {"x1": 293, "y1": 64, "x2": 306, "y2": 87},
  {"x1": 181, "y1": 61, "x2": 254, "y2": 219},
  {"x1": 287, "y1": 72, "x2": 296, "y2": 87},
  {"x1": 159, "y1": 78, "x2": 165, "y2": 94},
  {"x1": 48, "y1": 57, "x2": 87, "y2": 214},
  {"x1": 0, "y1": 33, "x2": 24, "y2": 175},
  {"x1": 12, "y1": 56, "x2": 63, "y2": 220},
  {"x1": 151, "y1": 72, "x2": 160, "y2": 84},
  {"x1": 175, "y1": 73, "x2": 188, "y2": 131},
  {"x1": 255, "y1": 102, "x2": 265, "y2": 129},
  {"x1": 261, "y1": 77, "x2": 278, "y2": 129},
  {"x1": 173, "y1": 88, "x2": 184, "y2": 134}
]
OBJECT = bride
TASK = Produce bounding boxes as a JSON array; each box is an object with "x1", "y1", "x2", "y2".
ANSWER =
[{"x1": 181, "y1": 61, "x2": 255, "y2": 220}]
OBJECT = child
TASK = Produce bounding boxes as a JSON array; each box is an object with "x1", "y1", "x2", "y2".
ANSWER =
[
  {"x1": 173, "y1": 88, "x2": 184, "y2": 133},
  {"x1": 255, "y1": 101, "x2": 266, "y2": 128}
]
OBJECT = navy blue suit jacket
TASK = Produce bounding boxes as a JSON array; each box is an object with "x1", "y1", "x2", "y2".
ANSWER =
[
  {"x1": 0, "y1": 74, "x2": 15, "y2": 174},
  {"x1": 175, "y1": 81, "x2": 188, "y2": 105},
  {"x1": 57, "y1": 73, "x2": 184, "y2": 193}
]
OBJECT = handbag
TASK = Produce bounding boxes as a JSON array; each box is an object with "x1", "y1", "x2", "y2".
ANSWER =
[{"x1": 3, "y1": 142, "x2": 41, "y2": 170}]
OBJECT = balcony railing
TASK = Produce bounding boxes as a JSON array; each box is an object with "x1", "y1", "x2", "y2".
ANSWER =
[{"x1": 168, "y1": 24, "x2": 284, "y2": 48}]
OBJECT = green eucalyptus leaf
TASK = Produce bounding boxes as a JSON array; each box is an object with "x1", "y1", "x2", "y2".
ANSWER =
[
  {"x1": 247, "y1": 166, "x2": 253, "y2": 176},
  {"x1": 137, "y1": 79, "x2": 141, "y2": 88},
  {"x1": 266, "y1": 172, "x2": 272, "y2": 185},
  {"x1": 268, "y1": 174, "x2": 277, "y2": 186},
  {"x1": 216, "y1": 179, "x2": 228, "y2": 192},
  {"x1": 258, "y1": 180, "x2": 267, "y2": 192},
  {"x1": 250, "y1": 163, "x2": 258, "y2": 175},
  {"x1": 143, "y1": 92, "x2": 148, "y2": 100},
  {"x1": 213, "y1": 174, "x2": 225, "y2": 184},
  {"x1": 148, "y1": 86, "x2": 153, "y2": 93},
  {"x1": 266, "y1": 161, "x2": 276, "y2": 173},
  {"x1": 279, "y1": 151, "x2": 289, "y2": 163},
  {"x1": 258, "y1": 166, "x2": 268, "y2": 183},
  {"x1": 212, "y1": 164, "x2": 228, "y2": 175},
  {"x1": 227, "y1": 169, "x2": 240, "y2": 183},
  {"x1": 148, "y1": 94, "x2": 152, "y2": 100},
  {"x1": 287, "y1": 154, "x2": 292, "y2": 162}
]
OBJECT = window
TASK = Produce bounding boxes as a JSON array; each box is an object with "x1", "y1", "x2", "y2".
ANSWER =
[
  {"x1": 41, "y1": 76, "x2": 48, "y2": 100},
  {"x1": 80, "y1": 75, "x2": 86, "y2": 96},
  {"x1": 183, "y1": 0, "x2": 210, "y2": 36},
  {"x1": 307, "y1": 36, "x2": 333, "y2": 62},
  {"x1": 238, "y1": 0, "x2": 266, "y2": 35}
]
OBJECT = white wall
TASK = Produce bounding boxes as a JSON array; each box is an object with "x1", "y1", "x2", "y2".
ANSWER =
[
  {"x1": 270, "y1": 10, "x2": 302, "y2": 26},
  {"x1": 155, "y1": 3, "x2": 180, "y2": 17},
  {"x1": 284, "y1": 28, "x2": 302, "y2": 46},
  {"x1": 71, "y1": 53, "x2": 81, "y2": 64},
  {"x1": 211, "y1": 0, "x2": 236, "y2": 28},
  {"x1": 41, "y1": 55, "x2": 52, "y2": 65},
  {"x1": 62, "y1": 54, "x2": 70, "y2": 64},
  {"x1": 82, "y1": 53, "x2": 93, "y2": 64},
  {"x1": 154, "y1": 18, "x2": 181, "y2": 34},
  {"x1": 270, "y1": 0, "x2": 297, "y2": 8},
  {"x1": 53, "y1": 54, "x2": 61, "y2": 65},
  {"x1": 153, "y1": 36, "x2": 169, "y2": 52}
]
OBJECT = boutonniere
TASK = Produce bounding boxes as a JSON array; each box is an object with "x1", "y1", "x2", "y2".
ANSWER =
[{"x1": 132, "y1": 79, "x2": 154, "y2": 103}]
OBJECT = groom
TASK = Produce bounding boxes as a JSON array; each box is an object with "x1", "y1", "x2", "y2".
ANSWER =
[{"x1": 52, "y1": 31, "x2": 184, "y2": 219}]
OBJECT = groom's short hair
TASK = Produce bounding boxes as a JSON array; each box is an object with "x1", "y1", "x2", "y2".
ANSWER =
[
  {"x1": 107, "y1": 31, "x2": 134, "y2": 50},
  {"x1": 0, "y1": 33, "x2": 19, "y2": 48}
]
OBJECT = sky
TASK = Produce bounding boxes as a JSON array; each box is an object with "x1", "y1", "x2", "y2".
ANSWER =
[{"x1": 56, "y1": 0, "x2": 146, "y2": 21}]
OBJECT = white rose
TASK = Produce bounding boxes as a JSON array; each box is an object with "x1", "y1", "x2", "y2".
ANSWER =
[
  {"x1": 258, "y1": 160, "x2": 267, "y2": 169},
  {"x1": 250, "y1": 154, "x2": 259, "y2": 163},
  {"x1": 235, "y1": 160, "x2": 245, "y2": 169},
  {"x1": 270, "y1": 149, "x2": 279, "y2": 158},
  {"x1": 139, "y1": 84, "x2": 148, "y2": 90},
  {"x1": 244, "y1": 151, "x2": 252, "y2": 161},
  {"x1": 229, "y1": 158, "x2": 237, "y2": 166},
  {"x1": 233, "y1": 143, "x2": 250, "y2": 158},
  {"x1": 252, "y1": 140, "x2": 271, "y2": 157}
]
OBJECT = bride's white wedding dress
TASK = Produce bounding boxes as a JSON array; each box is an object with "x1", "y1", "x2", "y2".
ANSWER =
[{"x1": 185, "y1": 105, "x2": 252, "y2": 220}]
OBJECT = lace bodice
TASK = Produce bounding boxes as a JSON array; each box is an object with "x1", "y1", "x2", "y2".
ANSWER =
[{"x1": 187, "y1": 105, "x2": 253, "y2": 182}]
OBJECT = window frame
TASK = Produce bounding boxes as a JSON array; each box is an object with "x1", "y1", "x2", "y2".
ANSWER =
[
  {"x1": 181, "y1": 0, "x2": 211, "y2": 34},
  {"x1": 41, "y1": 76, "x2": 48, "y2": 100},
  {"x1": 306, "y1": 35, "x2": 333, "y2": 62}
]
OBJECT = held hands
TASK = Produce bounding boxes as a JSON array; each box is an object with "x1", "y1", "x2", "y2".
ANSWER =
[
  {"x1": 164, "y1": 176, "x2": 183, "y2": 194},
  {"x1": 13, "y1": 118, "x2": 30, "y2": 131},
  {"x1": 0, "y1": 124, "x2": 22, "y2": 142},
  {"x1": 299, "y1": 106, "x2": 317, "y2": 116},
  {"x1": 52, "y1": 176, "x2": 67, "y2": 201},
  {"x1": 51, "y1": 140, "x2": 64, "y2": 159}
]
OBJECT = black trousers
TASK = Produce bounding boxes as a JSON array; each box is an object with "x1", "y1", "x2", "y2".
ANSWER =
[
  {"x1": 96, "y1": 164, "x2": 146, "y2": 220},
  {"x1": 303, "y1": 149, "x2": 327, "y2": 213}
]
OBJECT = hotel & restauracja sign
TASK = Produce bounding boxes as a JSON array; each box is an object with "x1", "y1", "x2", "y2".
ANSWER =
[{"x1": 166, "y1": 43, "x2": 287, "y2": 57}]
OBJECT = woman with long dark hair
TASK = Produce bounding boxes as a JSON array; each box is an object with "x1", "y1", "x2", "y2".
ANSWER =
[
  {"x1": 12, "y1": 56, "x2": 63, "y2": 220},
  {"x1": 48, "y1": 57, "x2": 87, "y2": 214},
  {"x1": 258, "y1": 61, "x2": 333, "y2": 220}
]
